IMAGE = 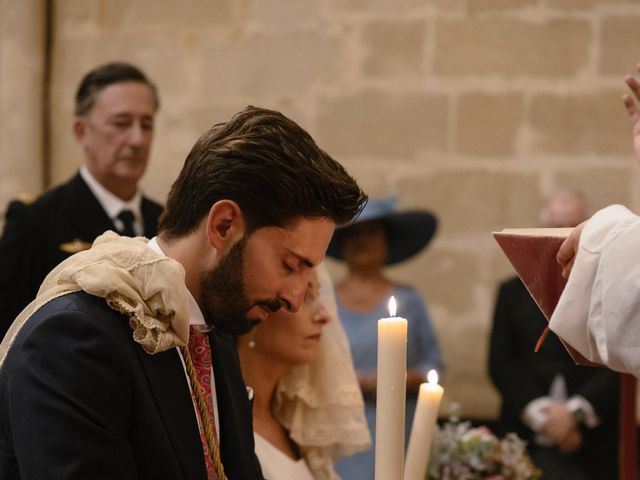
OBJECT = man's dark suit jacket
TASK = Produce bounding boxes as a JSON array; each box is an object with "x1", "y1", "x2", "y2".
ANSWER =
[
  {"x1": 0, "y1": 292, "x2": 264, "y2": 479},
  {"x1": 0, "y1": 173, "x2": 163, "y2": 339},
  {"x1": 489, "y1": 276, "x2": 620, "y2": 479}
]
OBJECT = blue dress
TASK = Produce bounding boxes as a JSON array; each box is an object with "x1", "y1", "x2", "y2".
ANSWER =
[{"x1": 334, "y1": 285, "x2": 444, "y2": 480}]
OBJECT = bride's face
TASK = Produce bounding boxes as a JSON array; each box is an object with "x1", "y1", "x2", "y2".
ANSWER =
[{"x1": 251, "y1": 270, "x2": 331, "y2": 367}]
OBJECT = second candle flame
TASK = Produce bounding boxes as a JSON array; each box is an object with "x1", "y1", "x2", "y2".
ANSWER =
[
  {"x1": 388, "y1": 296, "x2": 397, "y2": 317},
  {"x1": 428, "y1": 369, "x2": 439, "y2": 385}
]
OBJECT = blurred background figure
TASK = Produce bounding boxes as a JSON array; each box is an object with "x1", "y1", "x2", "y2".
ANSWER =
[
  {"x1": 237, "y1": 264, "x2": 370, "y2": 480},
  {"x1": 489, "y1": 191, "x2": 620, "y2": 480},
  {"x1": 0, "y1": 62, "x2": 163, "y2": 340},
  {"x1": 328, "y1": 197, "x2": 444, "y2": 480}
]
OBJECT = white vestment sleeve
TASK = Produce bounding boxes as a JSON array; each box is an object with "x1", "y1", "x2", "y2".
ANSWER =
[{"x1": 550, "y1": 204, "x2": 640, "y2": 376}]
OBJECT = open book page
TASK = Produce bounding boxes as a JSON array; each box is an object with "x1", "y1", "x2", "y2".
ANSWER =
[
  {"x1": 496, "y1": 227, "x2": 573, "y2": 238},
  {"x1": 493, "y1": 228, "x2": 600, "y2": 367}
]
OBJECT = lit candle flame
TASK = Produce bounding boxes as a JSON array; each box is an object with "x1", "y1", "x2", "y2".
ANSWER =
[
  {"x1": 427, "y1": 369, "x2": 438, "y2": 385},
  {"x1": 388, "y1": 296, "x2": 397, "y2": 317}
]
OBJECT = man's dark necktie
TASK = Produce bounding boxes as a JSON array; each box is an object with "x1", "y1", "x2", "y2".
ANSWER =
[{"x1": 117, "y1": 209, "x2": 136, "y2": 237}]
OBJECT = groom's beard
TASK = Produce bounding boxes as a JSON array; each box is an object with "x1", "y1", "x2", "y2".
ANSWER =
[{"x1": 200, "y1": 237, "x2": 281, "y2": 335}]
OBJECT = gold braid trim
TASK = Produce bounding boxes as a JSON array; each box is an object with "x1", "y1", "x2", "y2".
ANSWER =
[{"x1": 180, "y1": 345, "x2": 228, "y2": 480}]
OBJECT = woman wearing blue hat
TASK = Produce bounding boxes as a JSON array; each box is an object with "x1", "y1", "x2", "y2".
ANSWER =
[{"x1": 330, "y1": 197, "x2": 445, "y2": 480}]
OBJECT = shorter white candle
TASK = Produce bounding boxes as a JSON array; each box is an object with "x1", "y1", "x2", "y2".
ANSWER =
[{"x1": 403, "y1": 369, "x2": 444, "y2": 480}]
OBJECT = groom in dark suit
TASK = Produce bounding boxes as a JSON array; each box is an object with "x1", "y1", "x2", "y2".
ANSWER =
[
  {"x1": 0, "y1": 62, "x2": 164, "y2": 340},
  {"x1": 0, "y1": 106, "x2": 367, "y2": 479},
  {"x1": 489, "y1": 192, "x2": 620, "y2": 480}
]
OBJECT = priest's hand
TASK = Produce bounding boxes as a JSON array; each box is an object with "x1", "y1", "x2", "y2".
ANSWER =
[
  {"x1": 623, "y1": 63, "x2": 640, "y2": 165},
  {"x1": 557, "y1": 221, "x2": 586, "y2": 278}
]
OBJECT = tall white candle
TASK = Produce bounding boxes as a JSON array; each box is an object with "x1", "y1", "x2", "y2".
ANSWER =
[
  {"x1": 375, "y1": 296, "x2": 408, "y2": 480},
  {"x1": 403, "y1": 370, "x2": 444, "y2": 480}
]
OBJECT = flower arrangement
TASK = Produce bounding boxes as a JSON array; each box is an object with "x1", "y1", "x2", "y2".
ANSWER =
[{"x1": 427, "y1": 419, "x2": 541, "y2": 480}]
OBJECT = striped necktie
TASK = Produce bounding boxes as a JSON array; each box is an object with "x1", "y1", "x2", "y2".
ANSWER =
[{"x1": 184, "y1": 326, "x2": 225, "y2": 480}]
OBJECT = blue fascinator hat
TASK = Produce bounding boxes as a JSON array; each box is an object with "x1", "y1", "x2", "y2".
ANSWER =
[{"x1": 327, "y1": 197, "x2": 437, "y2": 265}]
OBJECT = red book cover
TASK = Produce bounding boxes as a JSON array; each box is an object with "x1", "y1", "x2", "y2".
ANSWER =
[
  {"x1": 496, "y1": 228, "x2": 636, "y2": 479},
  {"x1": 493, "y1": 228, "x2": 598, "y2": 366}
]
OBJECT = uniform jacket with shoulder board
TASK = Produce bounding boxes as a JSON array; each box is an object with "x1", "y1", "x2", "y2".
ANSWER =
[{"x1": 0, "y1": 173, "x2": 163, "y2": 339}]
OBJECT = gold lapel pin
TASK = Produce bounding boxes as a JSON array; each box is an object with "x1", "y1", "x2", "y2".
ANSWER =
[{"x1": 59, "y1": 238, "x2": 92, "y2": 254}]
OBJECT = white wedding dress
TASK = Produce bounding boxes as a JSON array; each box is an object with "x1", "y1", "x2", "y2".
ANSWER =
[{"x1": 254, "y1": 433, "x2": 315, "y2": 480}]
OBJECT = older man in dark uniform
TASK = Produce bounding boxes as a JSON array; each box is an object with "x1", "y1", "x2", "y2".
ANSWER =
[{"x1": 0, "y1": 62, "x2": 164, "y2": 339}]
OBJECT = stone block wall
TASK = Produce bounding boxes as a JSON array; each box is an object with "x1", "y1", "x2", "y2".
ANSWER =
[
  {"x1": 0, "y1": 0, "x2": 45, "y2": 211},
  {"x1": 3, "y1": 0, "x2": 640, "y2": 419}
]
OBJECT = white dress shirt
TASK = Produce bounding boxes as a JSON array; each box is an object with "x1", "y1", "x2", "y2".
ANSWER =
[
  {"x1": 80, "y1": 166, "x2": 144, "y2": 236},
  {"x1": 254, "y1": 433, "x2": 314, "y2": 480},
  {"x1": 147, "y1": 237, "x2": 220, "y2": 439}
]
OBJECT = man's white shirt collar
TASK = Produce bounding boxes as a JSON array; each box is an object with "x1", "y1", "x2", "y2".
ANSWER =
[
  {"x1": 80, "y1": 166, "x2": 143, "y2": 235},
  {"x1": 146, "y1": 237, "x2": 220, "y2": 437},
  {"x1": 146, "y1": 237, "x2": 207, "y2": 327}
]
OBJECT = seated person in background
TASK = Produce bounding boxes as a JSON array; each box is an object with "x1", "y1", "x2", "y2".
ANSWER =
[
  {"x1": 237, "y1": 263, "x2": 370, "y2": 480},
  {"x1": 0, "y1": 62, "x2": 164, "y2": 340},
  {"x1": 328, "y1": 197, "x2": 444, "y2": 480},
  {"x1": 489, "y1": 191, "x2": 620, "y2": 480}
]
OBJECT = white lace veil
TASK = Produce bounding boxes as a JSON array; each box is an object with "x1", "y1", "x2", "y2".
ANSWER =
[{"x1": 272, "y1": 263, "x2": 371, "y2": 480}]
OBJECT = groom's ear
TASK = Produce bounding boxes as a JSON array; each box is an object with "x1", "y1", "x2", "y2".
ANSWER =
[{"x1": 205, "y1": 200, "x2": 246, "y2": 252}]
